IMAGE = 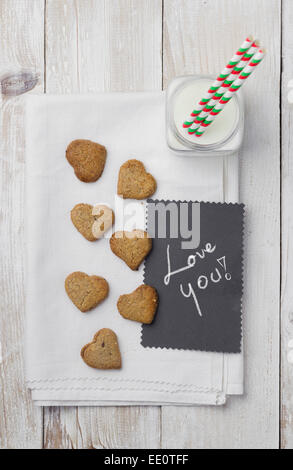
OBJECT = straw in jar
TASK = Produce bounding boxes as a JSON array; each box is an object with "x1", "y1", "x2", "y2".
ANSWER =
[
  {"x1": 187, "y1": 40, "x2": 260, "y2": 134},
  {"x1": 194, "y1": 49, "x2": 265, "y2": 137},
  {"x1": 182, "y1": 36, "x2": 253, "y2": 128}
]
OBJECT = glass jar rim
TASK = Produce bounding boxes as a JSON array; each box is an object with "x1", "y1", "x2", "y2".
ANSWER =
[{"x1": 168, "y1": 75, "x2": 242, "y2": 152}]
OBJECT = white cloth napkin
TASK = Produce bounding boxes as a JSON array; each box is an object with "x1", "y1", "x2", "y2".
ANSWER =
[{"x1": 25, "y1": 93, "x2": 243, "y2": 406}]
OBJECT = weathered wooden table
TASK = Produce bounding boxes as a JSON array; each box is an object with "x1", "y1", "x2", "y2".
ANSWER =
[{"x1": 0, "y1": 0, "x2": 291, "y2": 449}]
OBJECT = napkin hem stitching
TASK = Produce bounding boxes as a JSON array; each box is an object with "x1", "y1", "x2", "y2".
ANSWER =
[
  {"x1": 27, "y1": 384, "x2": 221, "y2": 393},
  {"x1": 26, "y1": 378, "x2": 220, "y2": 393}
]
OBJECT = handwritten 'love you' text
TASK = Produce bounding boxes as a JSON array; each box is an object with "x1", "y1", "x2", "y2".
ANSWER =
[{"x1": 164, "y1": 243, "x2": 232, "y2": 318}]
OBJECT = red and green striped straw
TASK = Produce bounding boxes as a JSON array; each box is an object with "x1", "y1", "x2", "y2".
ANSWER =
[
  {"x1": 194, "y1": 49, "x2": 265, "y2": 137},
  {"x1": 188, "y1": 40, "x2": 259, "y2": 134},
  {"x1": 182, "y1": 35, "x2": 253, "y2": 128}
]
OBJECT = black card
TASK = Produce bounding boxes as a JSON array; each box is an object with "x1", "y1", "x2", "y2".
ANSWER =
[{"x1": 142, "y1": 200, "x2": 244, "y2": 353}]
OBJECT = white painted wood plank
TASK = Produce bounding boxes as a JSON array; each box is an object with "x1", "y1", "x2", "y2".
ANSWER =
[
  {"x1": 76, "y1": 407, "x2": 161, "y2": 449},
  {"x1": 0, "y1": 0, "x2": 44, "y2": 449},
  {"x1": 46, "y1": 0, "x2": 162, "y2": 93},
  {"x1": 43, "y1": 0, "x2": 162, "y2": 449},
  {"x1": 281, "y1": 0, "x2": 293, "y2": 450},
  {"x1": 162, "y1": 0, "x2": 280, "y2": 449},
  {"x1": 43, "y1": 407, "x2": 78, "y2": 449}
]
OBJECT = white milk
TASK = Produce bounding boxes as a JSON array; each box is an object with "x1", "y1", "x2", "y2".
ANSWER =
[{"x1": 173, "y1": 78, "x2": 239, "y2": 146}]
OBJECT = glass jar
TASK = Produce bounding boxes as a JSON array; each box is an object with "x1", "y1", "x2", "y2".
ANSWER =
[{"x1": 166, "y1": 75, "x2": 244, "y2": 157}]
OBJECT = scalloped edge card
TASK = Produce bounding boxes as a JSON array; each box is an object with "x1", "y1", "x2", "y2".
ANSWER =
[{"x1": 141, "y1": 200, "x2": 244, "y2": 353}]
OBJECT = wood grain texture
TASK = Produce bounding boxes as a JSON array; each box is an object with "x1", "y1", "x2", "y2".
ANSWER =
[
  {"x1": 281, "y1": 0, "x2": 293, "y2": 450},
  {"x1": 162, "y1": 0, "x2": 280, "y2": 449},
  {"x1": 0, "y1": 0, "x2": 44, "y2": 449},
  {"x1": 45, "y1": 0, "x2": 162, "y2": 93},
  {"x1": 43, "y1": 0, "x2": 162, "y2": 449}
]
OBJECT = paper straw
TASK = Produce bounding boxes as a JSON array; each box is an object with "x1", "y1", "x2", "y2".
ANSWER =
[
  {"x1": 182, "y1": 36, "x2": 253, "y2": 128},
  {"x1": 188, "y1": 40, "x2": 260, "y2": 134},
  {"x1": 194, "y1": 49, "x2": 265, "y2": 137}
]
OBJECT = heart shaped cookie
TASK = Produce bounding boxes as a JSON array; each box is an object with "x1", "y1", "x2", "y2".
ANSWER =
[
  {"x1": 110, "y1": 229, "x2": 152, "y2": 270},
  {"x1": 81, "y1": 328, "x2": 121, "y2": 369},
  {"x1": 117, "y1": 284, "x2": 158, "y2": 324},
  {"x1": 65, "y1": 271, "x2": 109, "y2": 312},
  {"x1": 71, "y1": 203, "x2": 114, "y2": 241},
  {"x1": 66, "y1": 139, "x2": 107, "y2": 182},
  {"x1": 92, "y1": 204, "x2": 115, "y2": 239},
  {"x1": 117, "y1": 159, "x2": 156, "y2": 199}
]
